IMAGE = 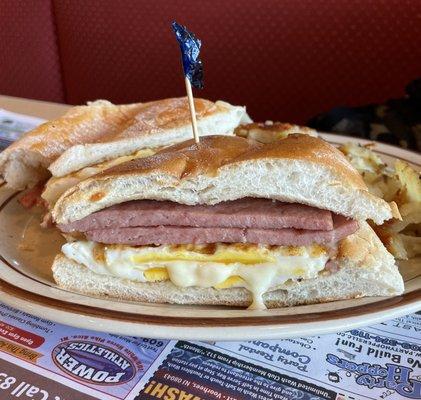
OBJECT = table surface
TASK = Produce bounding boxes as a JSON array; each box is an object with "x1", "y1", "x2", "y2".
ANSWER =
[{"x1": 0, "y1": 94, "x2": 71, "y2": 120}]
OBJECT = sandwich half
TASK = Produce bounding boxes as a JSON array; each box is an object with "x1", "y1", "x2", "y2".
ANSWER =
[
  {"x1": 1, "y1": 98, "x2": 250, "y2": 191},
  {"x1": 40, "y1": 98, "x2": 250, "y2": 208},
  {"x1": 51, "y1": 134, "x2": 404, "y2": 309},
  {"x1": 0, "y1": 100, "x2": 143, "y2": 189}
]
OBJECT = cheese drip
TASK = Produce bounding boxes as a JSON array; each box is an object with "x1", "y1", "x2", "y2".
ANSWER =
[{"x1": 62, "y1": 241, "x2": 330, "y2": 309}]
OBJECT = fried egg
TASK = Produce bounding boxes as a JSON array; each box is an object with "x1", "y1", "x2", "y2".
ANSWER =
[{"x1": 62, "y1": 241, "x2": 330, "y2": 309}]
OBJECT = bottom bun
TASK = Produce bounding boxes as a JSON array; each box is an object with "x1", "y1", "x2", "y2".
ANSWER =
[{"x1": 52, "y1": 221, "x2": 404, "y2": 308}]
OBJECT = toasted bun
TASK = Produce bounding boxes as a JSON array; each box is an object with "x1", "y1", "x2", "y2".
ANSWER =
[
  {"x1": 0, "y1": 98, "x2": 250, "y2": 189},
  {"x1": 0, "y1": 100, "x2": 143, "y2": 189},
  {"x1": 48, "y1": 98, "x2": 251, "y2": 178},
  {"x1": 42, "y1": 148, "x2": 157, "y2": 208},
  {"x1": 53, "y1": 135, "x2": 395, "y2": 225},
  {"x1": 52, "y1": 221, "x2": 404, "y2": 308}
]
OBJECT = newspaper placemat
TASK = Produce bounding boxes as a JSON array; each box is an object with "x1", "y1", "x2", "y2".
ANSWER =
[
  {"x1": 0, "y1": 302, "x2": 419, "y2": 400},
  {"x1": 0, "y1": 109, "x2": 419, "y2": 399},
  {"x1": 0, "y1": 109, "x2": 45, "y2": 150}
]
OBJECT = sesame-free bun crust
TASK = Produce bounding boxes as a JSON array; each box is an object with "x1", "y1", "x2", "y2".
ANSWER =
[
  {"x1": 48, "y1": 98, "x2": 250, "y2": 178},
  {"x1": 0, "y1": 100, "x2": 143, "y2": 189},
  {"x1": 0, "y1": 98, "x2": 250, "y2": 189},
  {"x1": 53, "y1": 135, "x2": 395, "y2": 225},
  {"x1": 52, "y1": 221, "x2": 404, "y2": 308}
]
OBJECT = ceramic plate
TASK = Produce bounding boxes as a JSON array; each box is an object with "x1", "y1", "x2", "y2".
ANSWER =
[{"x1": 0, "y1": 134, "x2": 420, "y2": 340}]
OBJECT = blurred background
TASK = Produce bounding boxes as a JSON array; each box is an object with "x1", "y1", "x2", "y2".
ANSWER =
[{"x1": 1, "y1": 0, "x2": 420, "y2": 147}]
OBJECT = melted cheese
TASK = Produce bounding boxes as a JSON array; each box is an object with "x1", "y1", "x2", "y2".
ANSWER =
[
  {"x1": 62, "y1": 241, "x2": 330, "y2": 309},
  {"x1": 42, "y1": 148, "x2": 156, "y2": 206}
]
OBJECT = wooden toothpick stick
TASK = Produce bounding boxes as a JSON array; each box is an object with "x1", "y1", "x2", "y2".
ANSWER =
[
  {"x1": 185, "y1": 77, "x2": 200, "y2": 143},
  {"x1": 172, "y1": 21, "x2": 203, "y2": 143}
]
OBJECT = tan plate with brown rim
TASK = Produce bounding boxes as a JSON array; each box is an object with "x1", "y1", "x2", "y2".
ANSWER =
[{"x1": 0, "y1": 134, "x2": 420, "y2": 340}]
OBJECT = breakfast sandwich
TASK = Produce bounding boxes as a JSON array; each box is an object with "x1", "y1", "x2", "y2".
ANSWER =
[
  {"x1": 0, "y1": 98, "x2": 250, "y2": 194},
  {"x1": 0, "y1": 100, "x2": 143, "y2": 189},
  {"x1": 41, "y1": 98, "x2": 250, "y2": 208},
  {"x1": 51, "y1": 134, "x2": 404, "y2": 309}
]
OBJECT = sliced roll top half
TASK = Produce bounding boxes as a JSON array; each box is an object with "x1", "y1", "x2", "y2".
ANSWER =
[
  {"x1": 48, "y1": 98, "x2": 251, "y2": 178},
  {"x1": 0, "y1": 97, "x2": 250, "y2": 190},
  {"x1": 52, "y1": 134, "x2": 397, "y2": 226}
]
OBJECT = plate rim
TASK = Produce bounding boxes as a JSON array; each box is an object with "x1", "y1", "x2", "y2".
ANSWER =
[
  {"x1": 1, "y1": 272, "x2": 420, "y2": 327},
  {"x1": 0, "y1": 134, "x2": 420, "y2": 340},
  {"x1": 1, "y1": 277, "x2": 420, "y2": 341}
]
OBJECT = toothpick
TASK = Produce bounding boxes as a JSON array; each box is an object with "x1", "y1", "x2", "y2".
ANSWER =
[{"x1": 184, "y1": 76, "x2": 200, "y2": 143}]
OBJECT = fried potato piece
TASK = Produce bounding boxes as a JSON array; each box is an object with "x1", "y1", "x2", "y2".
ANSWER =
[
  {"x1": 340, "y1": 142, "x2": 385, "y2": 173},
  {"x1": 340, "y1": 142, "x2": 421, "y2": 259},
  {"x1": 374, "y1": 226, "x2": 409, "y2": 259},
  {"x1": 386, "y1": 203, "x2": 421, "y2": 232},
  {"x1": 395, "y1": 160, "x2": 421, "y2": 204},
  {"x1": 339, "y1": 143, "x2": 400, "y2": 200},
  {"x1": 401, "y1": 234, "x2": 421, "y2": 258}
]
